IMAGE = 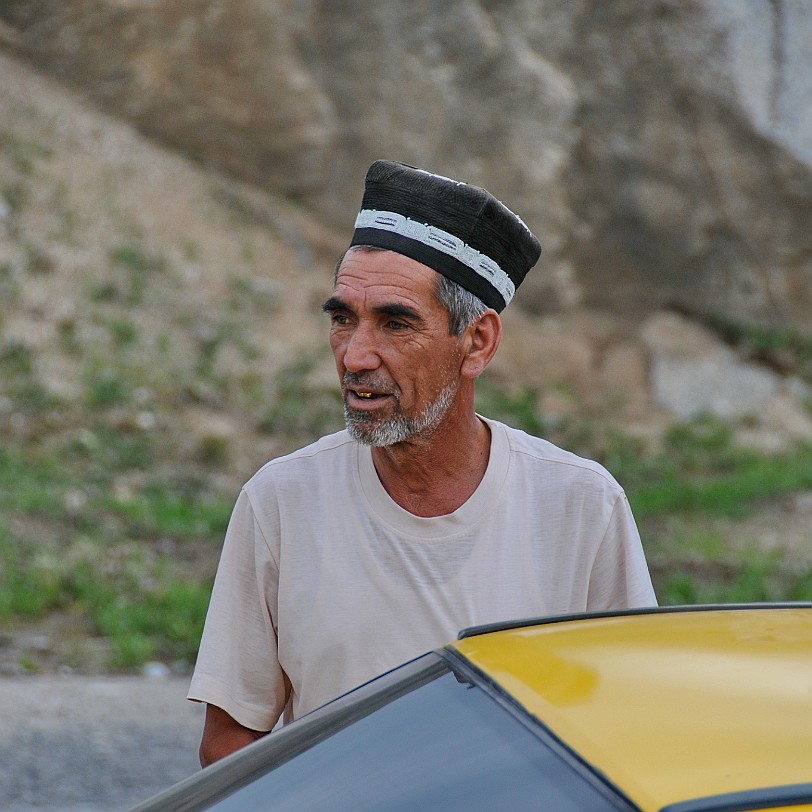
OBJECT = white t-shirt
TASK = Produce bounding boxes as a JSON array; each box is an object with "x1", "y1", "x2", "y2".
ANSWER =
[{"x1": 188, "y1": 418, "x2": 656, "y2": 731}]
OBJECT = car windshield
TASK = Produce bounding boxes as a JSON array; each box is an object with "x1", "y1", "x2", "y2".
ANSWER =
[{"x1": 202, "y1": 653, "x2": 632, "y2": 812}]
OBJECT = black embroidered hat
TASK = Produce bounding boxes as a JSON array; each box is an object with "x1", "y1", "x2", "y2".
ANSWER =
[{"x1": 349, "y1": 160, "x2": 542, "y2": 312}]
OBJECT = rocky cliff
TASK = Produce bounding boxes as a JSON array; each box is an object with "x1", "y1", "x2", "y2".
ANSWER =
[{"x1": 2, "y1": 0, "x2": 811, "y2": 332}]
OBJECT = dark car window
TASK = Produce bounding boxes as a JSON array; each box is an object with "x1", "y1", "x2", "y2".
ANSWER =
[{"x1": 204, "y1": 655, "x2": 631, "y2": 812}]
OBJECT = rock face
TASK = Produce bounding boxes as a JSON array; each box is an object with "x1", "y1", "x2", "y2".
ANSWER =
[
  {"x1": 1, "y1": 0, "x2": 811, "y2": 331},
  {"x1": 641, "y1": 312, "x2": 782, "y2": 421}
]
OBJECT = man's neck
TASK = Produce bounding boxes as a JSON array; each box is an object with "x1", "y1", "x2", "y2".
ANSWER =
[{"x1": 370, "y1": 413, "x2": 491, "y2": 518}]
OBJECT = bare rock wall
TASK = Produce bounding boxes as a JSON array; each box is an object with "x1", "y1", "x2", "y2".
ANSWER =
[{"x1": 1, "y1": 0, "x2": 811, "y2": 331}]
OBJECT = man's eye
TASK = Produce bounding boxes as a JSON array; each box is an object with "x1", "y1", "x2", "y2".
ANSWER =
[
  {"x1": 330, "y1": 313, "x2": 350, "y2": 325},
  {"x1": 386, "y1": 320, "x2": 408, "y2": 330}
]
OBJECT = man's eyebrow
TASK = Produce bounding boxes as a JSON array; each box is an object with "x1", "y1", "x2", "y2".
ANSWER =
[
  {"x1": 321, "y1": 296, "x2": 348, "y2": 313},
  {"x1": 321, "y1": 297, "x2": 425, "y2": 325},
  {"x1": 373, "y1": 303, "x2": 424, "y2": 324}
]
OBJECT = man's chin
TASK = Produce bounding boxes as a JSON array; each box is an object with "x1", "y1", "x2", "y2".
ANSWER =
[
  {"x1": 344, "y1": 382, "x2": 456, "y2": 447},
  {"x1": 345, "y1": 410, "x2": 412, "y2": 447}
]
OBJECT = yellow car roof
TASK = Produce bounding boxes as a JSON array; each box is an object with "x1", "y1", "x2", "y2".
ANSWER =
[{"x1": 453, "y1": 606, "x2": 812, "y2": 812}]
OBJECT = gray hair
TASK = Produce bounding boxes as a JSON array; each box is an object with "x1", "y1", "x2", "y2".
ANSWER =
[
  {"x1": 335, "y1": 245, "x2": 488, "y2": 336},
  {"x1": 434, "y1": 273, "x2": 488, "y2": 336}
]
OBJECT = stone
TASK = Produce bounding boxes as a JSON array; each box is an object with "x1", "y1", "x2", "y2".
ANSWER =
[
  {"x1": 649, "y1": 347, "x2": 780, "y2": 421},
  {"x1": 735, "y1": 392, "x2": 812, "y2": 452},
  {"x1": 641, "y1": 310, "x2": 782, "y2": 420},
  {"x1": 142, "y1": 661, "x2": 172, "y2": 680},
  {"x1": 0, "y1": 194, "x2": 11, "y2": 233}
]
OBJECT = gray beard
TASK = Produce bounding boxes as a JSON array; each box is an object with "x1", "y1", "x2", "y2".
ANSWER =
[{"x1": 345, "y1": 381, "x2": 457, "y2": 447}]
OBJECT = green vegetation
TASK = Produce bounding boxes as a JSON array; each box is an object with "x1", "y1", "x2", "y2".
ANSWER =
[
  {"x1": 656, "y1": 551, "x2": 812, "y2": 606},
  {"x1": 594, "y1": 422, "x2": 812, "y2": 606},
  {"x1": 259, "y1": 358, "x2": 344, "y2": 439},
  {"x1": 2, "y1": 113, "x2": 810, "y2": 674},
  {"x1": 0, "y1": 444, "x2": 230, "y2": 670},
  {"x1": 474, "y1": 380, "x2": 545, "y2": 437},
  {"x1": 0, "y1": 339, "x2": 61, "y2": 415},
  {"x1": 706, "y1": 314, "x2": 812, "y2": 382},
  {"x1": 0, "y1": 524, "x2": 213, "y2": 668},
  {"x1": 605, "y1": 417, "x2": 812, "y2": 519},
  {"x1": 2, "y1": 338, "x2": 812, "y2": 674}
]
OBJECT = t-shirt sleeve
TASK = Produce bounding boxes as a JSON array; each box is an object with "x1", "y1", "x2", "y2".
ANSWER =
[
  {"x1": 586, "y1": 490, "x2": 658, "y2": 611},
  {"x1": 187, "y1": 488, "x2": 289, "y2": 732}
]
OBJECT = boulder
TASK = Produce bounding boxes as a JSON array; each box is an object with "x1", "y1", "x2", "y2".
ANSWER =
[{"x1": 640, "y1": 312, "x2": 763, "y2": 420}]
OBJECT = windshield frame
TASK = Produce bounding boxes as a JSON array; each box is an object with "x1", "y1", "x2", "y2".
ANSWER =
[
  {"x1": 128, "y1": 653, "x2": 449, "y2": 812},
  {"x1": 130, "y1": 647, "x2": 641, "y2": 812},
  {"x1": 440, "y1": 647, "x2": 640, "y2": 812}
]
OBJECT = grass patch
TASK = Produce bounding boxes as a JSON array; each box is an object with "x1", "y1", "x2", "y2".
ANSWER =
[
  {"x1": 0, "y1": 340, "x2": 61, "y2": 414},
  {"x1": 108, "y1": 318, "x2": 139, "y2": 347},
  {"x1": 707, "y1": 313, "x2": 812, "y2": 379},
  {"x1": 0, "y1": 261, "x2": 22, "y2": 304},
  {"x1": 623, "y1": 418, "x2": 812, "y2": 519},
  {"x1": 0, "y1": 441, "x2": 231, "y2": 538},
  {"x1": 0, "y1": 527, "x2": 64, "y2": 619},
  {"x1": 85, "y1": 370, "x2": 133, "y2": 409},
  {"x1": 655, "y1": 554, "x2": 812, "y2": 605},
  {"x1": 192, "y1": 322, "x2": 261, "y2": 396},
  {"x1": 475, "y1": 378, "x2": 545, "y2": 436},
  {"x1": 88, "y1": 243, "x2": 170, "y2": 304},
  {"x1": 104, "y1": 485, "x2": 231, "y2": 539},
  {"x1": 4, "y1": 358, "x2": 812, "y2": 669},
  {"x1": 0, "y1": 447, "x2": 67, "y2": 519},
  {"x1": 259, "y1": 358, "x2": 344, "y2": 439},
  {"x1": 631, "y1": 446, "x2": 812, "y2": 519},
  {"x1": 66, "y1": 425, "x2": 154, "y2": 474},
  {"x1": 94, "y1": 580, "x2": 212, "y2": 668},
  {"x1": 0, "y1": 443, "x2": 227, "y2": 668},
  {"x1": 109, "y1": 243, "x2": 168, "y2": 275},
  {"x1": 0, "y1": 528, "x2": 213, "y2": 668}
]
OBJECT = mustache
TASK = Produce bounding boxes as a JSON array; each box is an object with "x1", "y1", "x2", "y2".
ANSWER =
[{"x1": 342, "y1": 372, "x2": 398, "y2": 396}]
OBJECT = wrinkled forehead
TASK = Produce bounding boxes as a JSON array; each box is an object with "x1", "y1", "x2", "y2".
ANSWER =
[{"x1": 331, "y1": 247, "x2": 445, "y2": 318}]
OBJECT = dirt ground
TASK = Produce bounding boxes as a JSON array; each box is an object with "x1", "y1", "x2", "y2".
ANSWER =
[{"x1": 0, "y1": 675, "x2": 204, "y2": 811}]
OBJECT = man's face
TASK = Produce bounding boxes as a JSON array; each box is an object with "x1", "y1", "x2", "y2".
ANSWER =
[{"x1": 323, "y1": 248, "x2": 465, "y2": 446}]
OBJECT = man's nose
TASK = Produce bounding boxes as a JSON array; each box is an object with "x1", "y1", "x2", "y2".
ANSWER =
[{"x1": 342, "y1": 324, "x2": 381, "y2": 372}]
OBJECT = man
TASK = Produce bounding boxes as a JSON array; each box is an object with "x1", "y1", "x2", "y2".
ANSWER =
[{"x1": 189, "y1": 160, "x2": 657, "y2": 765}]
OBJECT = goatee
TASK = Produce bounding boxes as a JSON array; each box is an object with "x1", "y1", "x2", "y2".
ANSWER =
[{"x1": 344, "y1": 377, "x2": 457, "y2": 447}]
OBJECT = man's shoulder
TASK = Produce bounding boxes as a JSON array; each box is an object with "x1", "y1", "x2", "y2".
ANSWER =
[
  {"x1": 246, "y1": 429, "x2": 356, "y2": 490},
  {"x1": 491, "y1": 419, "x2": 624, "y2": 491}
]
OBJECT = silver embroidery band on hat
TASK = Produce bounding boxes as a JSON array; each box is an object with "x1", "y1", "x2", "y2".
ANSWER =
[{"x1": 354, "y1": 208, "x2": 516, "y2": 306}]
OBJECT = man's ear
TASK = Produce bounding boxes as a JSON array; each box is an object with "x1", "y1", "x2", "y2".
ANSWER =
[{"x1": 460, "y1": 310, "x2": 502, "y2": 379}]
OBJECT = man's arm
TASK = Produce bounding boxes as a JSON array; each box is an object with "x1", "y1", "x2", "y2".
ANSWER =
[
  {"x1": 199, "y1": 704, "x2": 266, "y2": 767},
  {"x1": 191, "y1": 489, "x2": 288, "y2": 766}
]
